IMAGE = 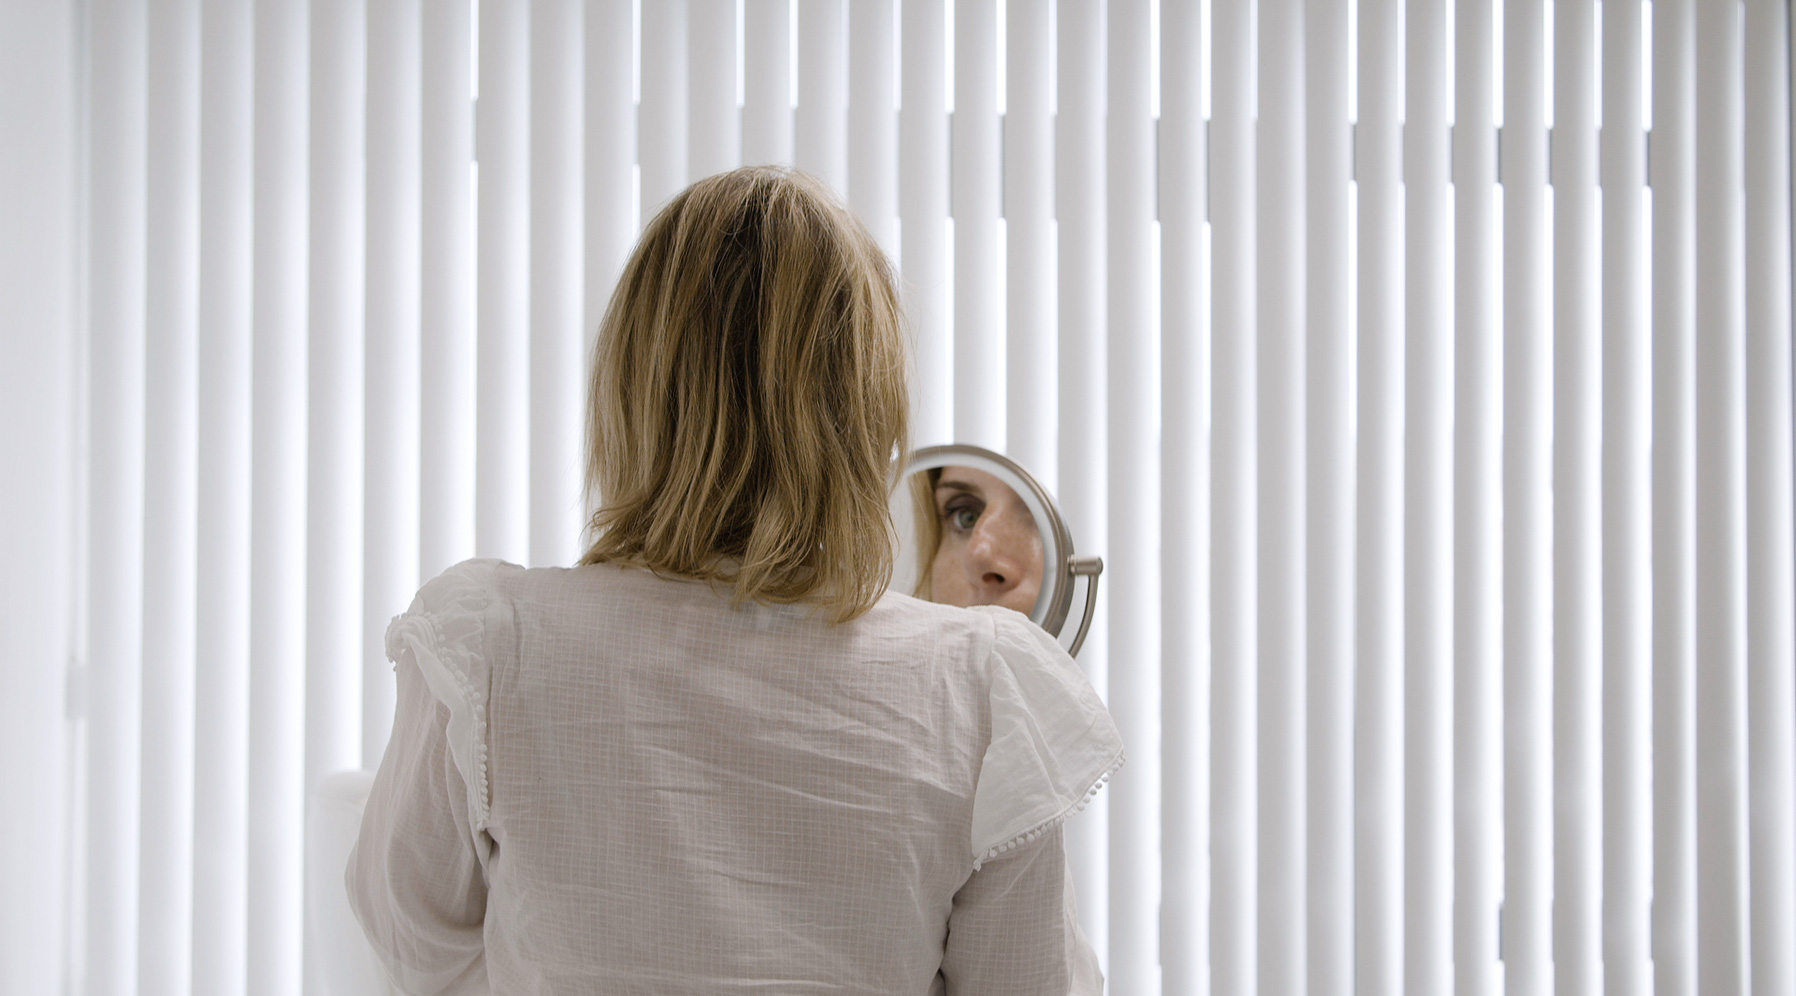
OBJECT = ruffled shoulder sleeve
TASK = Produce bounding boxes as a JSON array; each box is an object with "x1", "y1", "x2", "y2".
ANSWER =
[
  {"x1": 965, "y1": 607, "x2": 1125, "y2": 870},
  {"x1": 383, "y1": 558, "x2": 515, "y2": 836}
]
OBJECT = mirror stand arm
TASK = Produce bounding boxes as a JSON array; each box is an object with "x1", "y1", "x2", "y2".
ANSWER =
[{"x1": 1066, "y1": 556, "x2": 1105, "y2": 658}]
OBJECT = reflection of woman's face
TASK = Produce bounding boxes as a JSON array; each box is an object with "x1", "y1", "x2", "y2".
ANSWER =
[{"x1": 929, "y1": 466, "x2": 1045, "y2": 615}]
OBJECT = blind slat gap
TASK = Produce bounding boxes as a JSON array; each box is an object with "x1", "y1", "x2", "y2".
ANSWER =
[
  {"x1": 847, "y1": 0, "x2": 898, "y2": 263},
  {"x1": 1502, "y1": 0, "x2": 1555, "y2": 988},
  {"x1": 85, "y1": 2, "x2": 150, "y2": 990},
  {"x1": 1305, "y1": 1, "x2": 1353, "y2": 993},
  {"x1": 1055, "y1": 0, "x2": 1110, "y2": 968},
  {"x1": 1162, "y1": 0, "x2": 1214, "y2": 985},
  {"x1": 584, "y1": 0, "x2": 635, "y2": 371},
  {"x1": 639, "y1": 0, "x2": 690, "y2": 215},
  {"x1": 474, "y1": 0, "x2": 531, "y2": 564},
  {"x1": 1357, "y1": 0, "x2": 1406, "y2": 988},
  {"x1": 743, "y1": 0, "x2": 793, "y2": 166},
  {"x1": 796, "y1": 0, "x2": 847, "y2": 192},
  {"x1": 247, "y1": 0, "x2": 310, "y2": 989},
  {"x1": 529, "y1": 0, "x2": 585, "y2": 569},
  {"x1": 1453, "y1": 0, "x2": 1503, "y2": 989},
  {"x1": 1405, "y1": 0, "x2": 1454, "y2": 989},
  {"x1": 690, "y1": 0, "x2": 741, "y2": 181},
  {"x1": 1550, "y1": 0, "x2": 1602, "y2": 991},
  {"x1": 193, "y1": 0, "x2": 255, "y2": 986},
  {"x1": 1599, "y1": 1, "x2": 1654, "y2": 992},
  {"x1": 1257, "y1": 0, "x2": 1307, "y2": 990},
  {"x1": 419, "y1": 0, "x2": 476, "y2": 579},
  {"x1": 306, "y1": 0, "x2": 369, "y2": 836},
  {"x1": 954, "y1": 0, "x2": 1002, "y2": 450},
  {"x1": 901, "y1": 0, "x2": 951, "y2": 445},
  {"x1": 1692, "y1": 0, "x2": 1752, "y2": 986},
  {"x1": 1107, "y1": 2, "x2": 1162, "y2": 992},
  {"x1": 1649, "y1": 0, "x2": 1699, "y2": 989},
  {"x1": 1743, "y1": 2, "x2": 1796, "y2": 993},
  {"x1": 1003, "y1": 0, "x2": 1053, "y2": 481},
  {"x1": 1211, "y1": 0, "x2": 1258, "y2": 984},
  {"x1": 362, "y1": 0, "x2": 423, "y2": 766},
  {"x1": 139, "y1": 1, "x2": 201, "y2": 992}
]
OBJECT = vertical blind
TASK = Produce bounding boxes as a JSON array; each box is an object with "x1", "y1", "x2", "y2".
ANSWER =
[{"x1": 58, "y1": 0, "x2": 1795, "y2": 994}]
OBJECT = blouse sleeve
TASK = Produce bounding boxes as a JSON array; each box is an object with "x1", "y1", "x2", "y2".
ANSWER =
[
  {"x1": 938, "y1": 824, "x2": 1104, "y2": 995},
  {"x1": 965, "y1": 607, "x2": 1124, "y2": 870},
  {"x1": 345, "y1": 559, "x2": 510, "y2": 996},
  {"x1": 935, "y1": 608, "x2": 1121, "y2": 995}
]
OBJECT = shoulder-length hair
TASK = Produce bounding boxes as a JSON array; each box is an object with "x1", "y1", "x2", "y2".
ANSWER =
[{"x1": 579, "y1": 166, "x2": 910, "y2": 622}]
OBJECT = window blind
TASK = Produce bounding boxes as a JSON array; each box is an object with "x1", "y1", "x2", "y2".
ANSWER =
[{"x1": 28, "y1": 1, "x2": 1796, "y2": 993}]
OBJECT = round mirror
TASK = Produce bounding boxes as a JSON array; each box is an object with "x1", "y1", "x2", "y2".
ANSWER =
[{"x1": 891, "y1": 443, "x2": 1104, "y2": 656}]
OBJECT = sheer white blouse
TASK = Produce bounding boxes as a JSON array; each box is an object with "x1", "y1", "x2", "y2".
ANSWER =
[{"x1": 347, "y1": 559, "x2": 1123, "y2": 995}]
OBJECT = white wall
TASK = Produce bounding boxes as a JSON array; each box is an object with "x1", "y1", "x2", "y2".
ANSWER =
[{"x1": 0, "y1": 1, "x2": 77, "y2": 991}]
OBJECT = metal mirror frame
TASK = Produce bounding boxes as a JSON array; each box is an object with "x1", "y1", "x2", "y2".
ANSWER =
[{"x1": 899, "y1": 443, "x2": 1105, "y2": 656}]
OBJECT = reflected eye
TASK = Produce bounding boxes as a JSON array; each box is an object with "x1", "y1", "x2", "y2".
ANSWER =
[{"x1": 941, "y1": 497, "x2": 984, "y2": 534}]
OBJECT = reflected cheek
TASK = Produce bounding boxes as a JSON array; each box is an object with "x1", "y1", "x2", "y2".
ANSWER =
[{"x1": 931, "y1": 548, "x2": 975, "y2": 608}]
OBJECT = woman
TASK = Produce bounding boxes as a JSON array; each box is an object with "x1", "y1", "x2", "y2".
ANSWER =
[{"x1": 348, "y1": 167, "x2": 1122, "y2": 994}]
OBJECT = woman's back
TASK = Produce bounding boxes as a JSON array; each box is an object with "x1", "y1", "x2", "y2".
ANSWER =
[
  {"x1": 348, "y1": 167, "x2": 1119, "y2": 994},
  {"x1": 351, "y1": 559, "x2": 1118, "y2": 994}
]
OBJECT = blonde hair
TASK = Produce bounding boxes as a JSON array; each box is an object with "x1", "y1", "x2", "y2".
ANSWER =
[
  {"x1": 909, "y1": 468, "x2": 942, "y2": 601},
  {"x1": 579, "y1": 167, "x2": 909, "y2": 622}
]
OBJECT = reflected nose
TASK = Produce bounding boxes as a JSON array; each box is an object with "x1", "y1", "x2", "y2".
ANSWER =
[{"x1": 965, "y1": 524, "x2": 1021, "y2": 595}]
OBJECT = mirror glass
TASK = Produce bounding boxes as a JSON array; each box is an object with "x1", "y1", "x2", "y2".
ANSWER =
[
  {"x1": 891, "y1": 444, "x2": 1102, "y2": 655},
  {"x1": 907, "y1": 463, "x2": 1046, "y2": 616}
]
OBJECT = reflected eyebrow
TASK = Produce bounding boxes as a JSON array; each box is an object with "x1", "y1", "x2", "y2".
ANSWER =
[{"x1": 933, "y1": 478, "x2": 985, "y2": 500}]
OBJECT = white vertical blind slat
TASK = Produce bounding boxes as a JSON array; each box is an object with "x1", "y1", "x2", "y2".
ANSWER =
[
  {"x1": 140, "y1": 0, "x2": 200, "y2": 989},
  {"x1": 475, "y1": 0, "x2": 531, "y2": 563},
  {"x1": 362, "y1": 0, "x2": 421, "y2": 765},
  {"x1": 901, "y1": 0, "x2": 950, "y2": 445},
  {"x1": 1055, "y1": 0, "x2": 1110, "y2": 969},
  {"x1": 846, "y1": 0, "x2": 897, "y2": 256},
  {"x1": 1600, "y1": 0, "x2": 1652, "y2": 991},
  {"x1": 953, "y1": 0, "x2": 1001, "y2": 449},
  {"x1": 307, "y1": 0, "x2": 368, "y2": 828},
  {"x1": 1551, "y1": 0, "x2": 1601, "y2": 992},
  {"x1": 1693, "y1": 0, "x2": 1751, "y2": 986},
  {"x1": 85, "y1": 3, "x2": 148, "y2": 991},
  {"x1": 419, "y1": 0, "x2": 475, "y2": 579},
  {"x1": 1404, "y1": 0, "x2": 1452, "y2": 988},
  {"x1": 1744, "y1": 3, "x2": 1796, "y2": 993},
  {"x1": 1257, "y1": 0, "x2": 1306, "y2": 989},
  {"x1": 796, "y1": 0, "x2": 847, "y2": 192},
  {"x1": 529, "y1": 0, "x2": 585, "y2": 568},
  {"x1": 1650, "y1": 0, "x2": 1699, "y2": 988},
  {"x1": 1107, "y1": 0, "x2": 1159, "y2": 990},
  {"x1": 248, "y1": 0, "x2": 310, "y2": 989},
  {"x1": 1004, "y1": 0, "x2": 1053, "y2": 480},
  {"x1": 584, "y1": 0, "x2": 635, "y2": 361},
  {"x1": 1305, "y1": 0, "x2": 1352, "y2": 991},
  {"x1": 1503, "y1": 0, "x2": 1554, "y2": 988},
  {"x1": 742, "y1": 0, "x2": 793, "y2": 167},
  {"x1": 640, "y1": 0, "x2": 690, "y2": 215},
  {"x1": 689, "y1": 0, "x2": 741, "y2": 181},
  {"x1": 192, "y1": 0, "x2": 255, "y2": 987},
  {"x1": 1357, "y1": 0, "x2": 1405, "y2": 987},
  {"x1": 1211, "y1": 0, "x2": 1257, "y2": 988},
  {"x1": 1453, "y1": 0, "x2": 1502, "y2": 989},
  {"x1": 1161, "y1": 0, "x2": 1211, "y2": 986}
]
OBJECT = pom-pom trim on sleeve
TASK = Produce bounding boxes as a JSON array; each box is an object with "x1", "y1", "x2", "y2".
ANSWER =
[
  {"x1": 383, "y1": 559, "x2": 506, "y2": 835},
  {"x1": 972, "y1": 751, "x2": 1124, "y2": 871},
  {"x1": 966, "y1": 608, "x2": 1127, "y2": 872}
]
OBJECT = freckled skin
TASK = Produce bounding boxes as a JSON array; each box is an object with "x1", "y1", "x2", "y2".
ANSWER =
[{"x1": 929, "y1": 466, "x2": 1045, "y2": 616}]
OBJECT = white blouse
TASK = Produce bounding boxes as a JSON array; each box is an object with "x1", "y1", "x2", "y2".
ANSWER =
[{"x1": 347, "y1": 559, "x2": 1123, "y2": 995}]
